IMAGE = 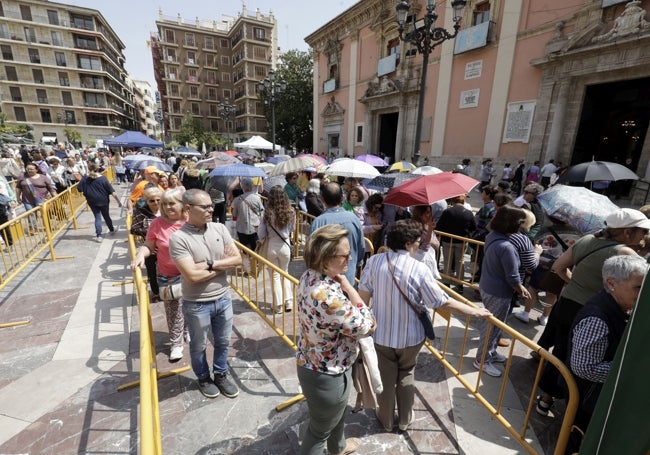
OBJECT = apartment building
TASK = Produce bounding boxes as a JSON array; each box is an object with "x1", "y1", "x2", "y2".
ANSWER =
[
  {"x1": 306, "y1": 0, "x2": 650, "y2": 190},
  {"x1": 133, "y1": 79, "x2": 160, "y2": 140},
  {"x1": 151, "y1": 5, "x2": 277, "y2": 143},
  {"x1": 0, "y1": 0, "x2": 137, "y2": 146}
]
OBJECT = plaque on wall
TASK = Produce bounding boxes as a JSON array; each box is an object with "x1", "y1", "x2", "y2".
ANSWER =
[
  {"x1": 503, "y1": 101, "x2": 536, "y2": 143},
  {"x1": 464, "y1": 60, "x2": 483, "y2": 80},
  {"x1": 459, "y1": 89, "x2": 480, "y2": 108}
]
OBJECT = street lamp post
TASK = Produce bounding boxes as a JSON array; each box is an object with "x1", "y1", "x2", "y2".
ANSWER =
[
  {"x1": 258, "y1": 69, "x2": 286, "y2": 155},
  {"x1": 396, "y1": 0, "x2": 467, "y2": 162},
  {"x1": 218, "y1": 101, "x2": 236, "y2": 149}
]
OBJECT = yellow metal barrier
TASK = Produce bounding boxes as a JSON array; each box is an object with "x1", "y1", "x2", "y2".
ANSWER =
[
  {"x1": 435, "y1": 230, "x2": 484, "y2": 291},
  {"x1": 119, "y1": 213, "x2": 189, "y2": 455},
  {"x1": 427, "y1": 283, "x2": 578, "y2": 455},
  {"x1": 0, "y1": 167, "x2": 116, "y2": 291}
]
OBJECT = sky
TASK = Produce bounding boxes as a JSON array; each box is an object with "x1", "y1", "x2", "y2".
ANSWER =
[{"x1": 67, "y1": 0, "x2": 360, "y2": 89}]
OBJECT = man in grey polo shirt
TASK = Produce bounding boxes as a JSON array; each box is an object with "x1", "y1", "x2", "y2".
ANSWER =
[{"x1": 169, "y1": 189, "x2": 243, "y2": 399}]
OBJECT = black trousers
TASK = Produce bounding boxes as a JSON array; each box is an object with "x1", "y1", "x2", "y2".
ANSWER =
[
  {"x1": 0, "y1": 208, "x2": 12, "y2": 246},
  {"x1": 237, "y1": 231, "x2": 258, "y2": 252},
  {"x1": 538, "y1": 296, "x2": 582, "y2": 398}
]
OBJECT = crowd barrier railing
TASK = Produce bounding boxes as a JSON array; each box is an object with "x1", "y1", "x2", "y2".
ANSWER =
[
  {"x1": 434, "y1": 230, "x2": 484, "y2": 291},
  {"x1": 121, "y1": 213, "x2": 189, "y2": 455},
  {"x1": 0, "y1": 183, "x2": 86, "y2": 292},
  {"x1": 229, "y1": 210, "x2": 577, "y2": 454},
  {"x1": 429, "y1": 284, "x2": 578, "y2": 454}
]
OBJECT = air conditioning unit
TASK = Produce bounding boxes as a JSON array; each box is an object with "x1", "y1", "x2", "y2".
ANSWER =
[
  {"x1": 188, "y1": 58, "x2": 195, "y2": 64},
  {"x1": 167, "y1": 56, "x2": 173, "y2": 62}
]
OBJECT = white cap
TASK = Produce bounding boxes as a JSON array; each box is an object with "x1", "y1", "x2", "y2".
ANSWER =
[{"x1": 605, "y1": 208, "x2": 650, "y2": 229}]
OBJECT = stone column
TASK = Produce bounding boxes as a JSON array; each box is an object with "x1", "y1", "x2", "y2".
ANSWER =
[{"x1": 545, "y1": 79, "x2": 571, "y2": 162}]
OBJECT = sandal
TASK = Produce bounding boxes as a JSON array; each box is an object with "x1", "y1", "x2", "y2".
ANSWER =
[{"x1": 329, "y1": 437, "x2": 360, "y2": 455}]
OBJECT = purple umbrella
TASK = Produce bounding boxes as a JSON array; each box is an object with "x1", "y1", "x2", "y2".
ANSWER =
[{"x1": 355, "y1": 154, "x2": 388, "y2": 167}]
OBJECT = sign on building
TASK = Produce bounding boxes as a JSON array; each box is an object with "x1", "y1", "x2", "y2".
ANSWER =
[
  {"x1": 464, "y1": 60, "x2": 483, "y2": 80},
  {"x1": 503, "y1": 101, "x2": 536, "y2": 143},
  {"x1": 459, "y1": 89, "x2": 480, "y2": 108}
]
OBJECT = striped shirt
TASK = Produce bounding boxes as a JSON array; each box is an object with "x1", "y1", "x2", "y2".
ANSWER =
[
  {"x1": 359, "y1": 250, "x2": 450, "y2": 348},
  {"x1": 509, "y1": 232, "x2": 539, "y2": 281}
]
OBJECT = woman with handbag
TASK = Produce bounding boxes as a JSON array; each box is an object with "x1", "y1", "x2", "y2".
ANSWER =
[
  {"x1": 258, "y1": 186, "x2": 295, "y2": 314},
  {"x1": 358, "y1": 219, "x2": 491, "y2": 432}
]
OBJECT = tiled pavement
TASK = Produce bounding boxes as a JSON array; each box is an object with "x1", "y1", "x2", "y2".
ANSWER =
[{"x1": 0, "y1": 190, "x2": 563, "y2": 455}]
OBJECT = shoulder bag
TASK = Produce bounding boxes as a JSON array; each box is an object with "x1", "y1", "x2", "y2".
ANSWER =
[{"x1": 386, "y1": 253, "x2": 435, "y2": 340}]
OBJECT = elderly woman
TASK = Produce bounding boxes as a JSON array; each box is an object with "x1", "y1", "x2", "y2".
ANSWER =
[
  {"x1": 475, "y1": 205, "x2": 531, "y2": 377},
  {"x1": 566, "y1": 255, "x2": 647, "y2": 451},
  {"x1": 296, "y1": 224, "x2": 375, "y2": 455},
  {"x1": 536, "y1": 208, "x2": 647, "y2": 416},
  {"x1": 130, "y1": 186, "x2": 162, "y2": 300},
  {"x1": 358, "y1": 220, "x2": 491, "y2": 432},
  {"x1": 258, "y1": 186, "x2": 295, "y2": 314},
  {"x1": 131, "y1": 188, "x2": 187, "y2": 361}
]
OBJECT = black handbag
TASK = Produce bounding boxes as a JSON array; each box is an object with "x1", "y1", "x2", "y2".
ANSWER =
[{"x1": 386, "y1": 253, "x2": 435, "y2": 340}]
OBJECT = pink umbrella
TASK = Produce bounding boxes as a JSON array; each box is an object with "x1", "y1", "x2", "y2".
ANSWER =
[{"x1": 383, "y1": 172, "x2": 479, "y2": 207}]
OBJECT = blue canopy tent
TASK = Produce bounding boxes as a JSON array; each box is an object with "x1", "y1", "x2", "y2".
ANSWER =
[{"x1": 104, "y1": 131, "x2": 164, "y2": 148}]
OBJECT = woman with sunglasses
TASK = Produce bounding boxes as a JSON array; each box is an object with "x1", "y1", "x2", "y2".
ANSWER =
[
  {"x1": 131, "y1": 188, "x2": 187, "y2": 361},
  {"x1": 130, "y1": 186, "x2": 163, "y2": 301},
  {"x1": 296, "y1": 224, "x2": 375, "y2": 455}
]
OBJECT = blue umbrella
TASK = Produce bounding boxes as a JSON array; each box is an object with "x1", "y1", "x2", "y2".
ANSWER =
[
  {"x1": 208, "y1": 163, "x2": 266, "y2": 178},
  {"x1": 133, "y1": 160, "x2": 172, "y2": 173},
  {"x1": 365, "y1": 173, "x2": 420, "y2": 191},
  {"x1": 266, "y1": 155, "x2": 290, "y2": 164},
  {"x1": 122, "y1": 154, "x2": 162, "y2": 169}
]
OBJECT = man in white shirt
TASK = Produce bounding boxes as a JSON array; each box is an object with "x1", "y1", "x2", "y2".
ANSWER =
[{"x1": 539, "y1": 159, "x2": 558, "y2": 188}]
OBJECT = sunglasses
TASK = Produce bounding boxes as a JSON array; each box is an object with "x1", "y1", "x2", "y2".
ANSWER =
[{"x1": 189, "y1": 203, "x2": 214, "y2": 211}]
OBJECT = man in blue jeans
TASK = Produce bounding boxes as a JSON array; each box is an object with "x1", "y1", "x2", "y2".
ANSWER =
[{"x1": 170, "y1": 189, "x2": 243, "y2": 398}]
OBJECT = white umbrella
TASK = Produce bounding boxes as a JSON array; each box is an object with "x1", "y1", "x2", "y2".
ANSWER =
[
  {"x1": 254, "y1": 162, "x2": 276, "y2": 173},
  {"x1": 324, "y1": 158, "x2": 381, "y2": 179},
  {"x1": 412, "y1": 166, "x2": 443, "y2": 175}
]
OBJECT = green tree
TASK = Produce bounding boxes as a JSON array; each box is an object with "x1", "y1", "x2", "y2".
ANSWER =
[
  {"x1": 260, "y1": 50, "x2": 313, "y2": 152},
  {"x1": 64, "y1": 128, "x2": 81, "y2": 147},
  {"x1": 175, "y1": 114, "x2": 204, "y2": 147}
]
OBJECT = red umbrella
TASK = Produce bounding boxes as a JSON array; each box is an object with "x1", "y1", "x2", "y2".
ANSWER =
[
  {"x1": 383, "y1": 172, "x2": 479, "y2": 207},
  {"x1": 224, "y1": 150, "x2": 239, "y2": 157}
]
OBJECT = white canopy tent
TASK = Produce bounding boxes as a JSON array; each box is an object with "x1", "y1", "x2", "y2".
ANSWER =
[{"x1": 233, "y1": 135, "x2": 282, "y2": 151}]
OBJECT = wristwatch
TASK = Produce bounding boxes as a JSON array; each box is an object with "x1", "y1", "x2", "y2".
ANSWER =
[{"x1": 206, "y1": 259, "x2": 214, "y2": 271}]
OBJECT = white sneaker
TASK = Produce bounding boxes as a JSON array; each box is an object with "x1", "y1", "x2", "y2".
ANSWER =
[
  {"x1": 169, "y1": 346, "x2": 183, "y2": 361},
  {"x1": 514, "y1": 311, "x2": 529, "y2": 323},
  {"x1": 95, "y1": 236, "x2": 103, "y2": 243},
  {"x1": 473, "y1": 359, "x2": 502, "y2": 377},
  {"x1": 537, "y1": 315, "x2": 548, "y2": 326}
]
